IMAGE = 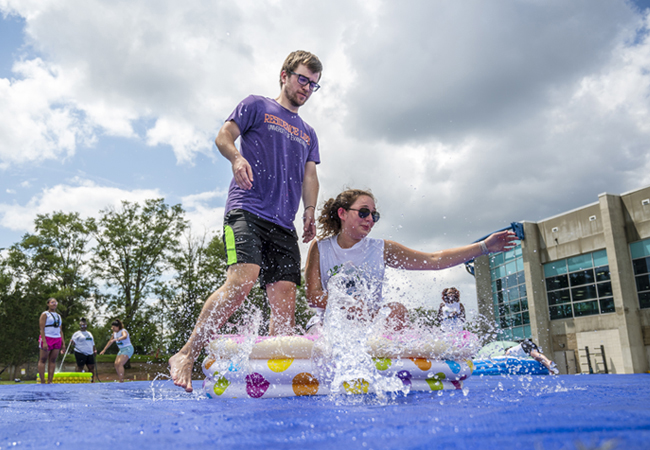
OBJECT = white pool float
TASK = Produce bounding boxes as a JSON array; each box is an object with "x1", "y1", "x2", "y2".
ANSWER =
[{"x1": 202, "y1": 332, "x2": 477, "y2": 399}]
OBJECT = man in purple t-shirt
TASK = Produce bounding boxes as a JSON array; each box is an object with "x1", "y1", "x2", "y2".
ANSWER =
[{"x1": 170, "y1": 50, "x2": 322, "y2": 392}]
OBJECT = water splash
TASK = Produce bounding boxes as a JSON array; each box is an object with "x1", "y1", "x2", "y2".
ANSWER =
[{"x1": 314, "y1": 271, "x2": 407, "y2": 399}]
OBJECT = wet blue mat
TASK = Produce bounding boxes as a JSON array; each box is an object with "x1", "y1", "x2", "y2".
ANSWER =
[{"x1": 1, "y1": 374, "x2": 649, "y2": 449}]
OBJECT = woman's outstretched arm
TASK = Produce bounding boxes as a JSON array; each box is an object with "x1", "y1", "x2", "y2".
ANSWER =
[{"x1": 385, "y1": 230, "x2": 518, "y2": 270}]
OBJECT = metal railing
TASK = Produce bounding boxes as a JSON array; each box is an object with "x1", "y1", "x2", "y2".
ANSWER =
[{"x1": 578, "y1": 345, "x2": 609, "y2": 374}]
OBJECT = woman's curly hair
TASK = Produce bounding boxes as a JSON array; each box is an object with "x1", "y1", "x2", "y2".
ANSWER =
[
  {"x1": 317, "y1": 189, "x2": 376, "y2": 239},
  {"x1": 442, "y1": 287, "x2": 460, "y2": 302}
]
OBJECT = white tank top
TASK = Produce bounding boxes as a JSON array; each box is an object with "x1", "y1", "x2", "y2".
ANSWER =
[
  {"x1": 43, "y1": 312, "x2": 62, "y2": 338},
  {"x1": 506, "y1": 343, "x2": 528, "y2": 358},
  {"x1": 318, "y1": 236, "x2": 385, "y2": 311},
  {"x1": 114, "y1": 330, "x2": 132, "y2": 347},
  {"x1": 441, "y1": 302, "x2": 462, "y2": 320}
]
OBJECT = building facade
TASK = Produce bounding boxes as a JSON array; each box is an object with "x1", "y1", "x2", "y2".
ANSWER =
[{"x1": 474, "y1": 185, "x2": 650, "y2": 374}]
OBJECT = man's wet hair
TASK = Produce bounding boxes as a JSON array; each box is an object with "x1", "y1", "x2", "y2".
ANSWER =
[{"x1": 279, "y1": 50, "x2": 323, "y2": 87}]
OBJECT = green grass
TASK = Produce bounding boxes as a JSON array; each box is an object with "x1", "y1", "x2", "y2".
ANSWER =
[{"x1": 60, "y1": 354, "x2": 169, "y2": 364}]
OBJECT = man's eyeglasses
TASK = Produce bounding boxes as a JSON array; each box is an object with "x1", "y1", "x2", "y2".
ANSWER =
[
  {"x1": 348, "y1": 208, "x2": 380, "y2": 223},
  {"x1": 289, "y1": 71, "x2": 321, "y2": 92}
]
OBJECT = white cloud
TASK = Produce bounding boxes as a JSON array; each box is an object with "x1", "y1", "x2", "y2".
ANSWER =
[
  {"x1": 1, "y1": 1, "x2": 650, "y2": 308},
  {"x1": 0, "y1": 58, "x2": 94, "y2": 167},
  {"x1": 0, "y1": 178, "x2": 229, "y2": 252},
  {"x1": 0, "y1": 178, "x2": 162, "y2": 232},
  {"x1": 180, "y1": 189, "x2": 228, "y2": 236}
]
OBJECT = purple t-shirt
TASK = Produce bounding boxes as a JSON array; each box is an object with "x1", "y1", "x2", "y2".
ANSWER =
[{"x1": 224, "y1": 95, "x2": 320, "y2": 230}]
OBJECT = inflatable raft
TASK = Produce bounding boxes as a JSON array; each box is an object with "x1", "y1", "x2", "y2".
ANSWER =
[
  {"x1": 35, "y1": 372, "x2": 93, "y2": 384},
  {"x1": 472, "y1": 356, "x2": 550, "y2": 376},
  {"x1": 202, "y1": 333, "x2": 477, "y2": 399}
]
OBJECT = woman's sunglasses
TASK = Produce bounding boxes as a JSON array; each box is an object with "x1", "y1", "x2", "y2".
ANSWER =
[{"x1": 348, "y1": 208, "x2": 380, "y2": 223}]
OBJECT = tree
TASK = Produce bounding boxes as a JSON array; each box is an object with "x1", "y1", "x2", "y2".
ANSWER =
[
  {"x1": 19, "y1": 212, "x2": 97, "y2": 324},
  {"x1": 155, "y1": 231, "x2": 229, "y2": 353},
  {"x1": 91, "y1": 199, "x2": 186, "y2": 353},
  {"x1": 0, "y1": 212, "x2": 96, "y2": 374},
  {"x1": 0, "y1": 249, "x2": 55, "y2": 376}
]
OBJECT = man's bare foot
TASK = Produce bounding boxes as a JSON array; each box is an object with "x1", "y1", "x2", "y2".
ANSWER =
[{"x1": 169, "y1": 350, "x2": 195, "y2": 392}]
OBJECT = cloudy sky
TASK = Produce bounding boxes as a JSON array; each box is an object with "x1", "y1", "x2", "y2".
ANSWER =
[{"x1": 1, "y1": 0, "x2": 650, "y2": 312}]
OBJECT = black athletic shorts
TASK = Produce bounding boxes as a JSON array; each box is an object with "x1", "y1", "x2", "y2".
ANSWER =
[
  {"x1": 521, "y1": 339, "x2": 539, "y2": 355},
  {"x1": 74, "y1": 351, "x2": 95, "y2": 367},
  {"x1": 223, "y1": 209, "x2": 301, "y2": 288}
]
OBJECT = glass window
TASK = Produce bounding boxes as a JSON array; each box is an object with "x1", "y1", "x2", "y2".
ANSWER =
[
  {"x1": 516, "y1": 258, "x2": 524, "y2": 272},
  {"x1": 569, "y1": 268, "x2": 595, "y2": 287},
  {"x1": 571, "y1": 285, "x2": 598, "y2": 302},
  {"x1": 550, "y1": 304, "x2": 572, "y2": 320},
  {"x1": 630, "y1": 240, "x2": 650, "y2": 260},
  {"x1": 636, "y1": 274, "x2": 650, "y2": 293},
  {"x1": 522, "y1": 311, "x2": 530, "y2": 324},
  {"x1": 639, "y1": 292, "x2": 650, "y2": 309},
  {"x1": 595, "y1": 265, "x2": 610, "y2": 282},
  {"x1": 491, "y1": 253, "x2": 504, "y2": 266},
  {"x1": 519, "y1": 283, "x2": 527, "y2": 298},
  {"x1": 548, "y1": 289, "x2": 571, "y2": 305},
  {"x1": 632, "y1": 257, "x2": 649, "y2": 276},
  {"x1": 490, "y1": 243, "x2": 529, "y2": 338},
  {"x1": 505, "y1": 274, "x2": 519, "y2": 288},
  {"x1": 597, "y1": 281, "x2": 613, "y2": 298},
  {"x1": 510, "y1": 301, "x2": 521, "y2": 313},
  {"x1": 546, "y1": 275, "x2": 569, "y2": 291},
  {"x1": 592, "y1": 249, "x2": 608, "y2": 267},
  {"x1": 599, "y1": 298, "x2": 615, "y2": 314},
  {"x1": 568, "y1": 254, "x2": 593, "y2": 272},
  {"x1": 544, "y1": 262, "x2": 567, "y2": 277},
  {"x1": 517, "y1": 272, "x2": 526, "y2": 286},
  {"x1": 509, "y1": 286, "x2": 520, "y2": 301},
  {"x1": 547, "y1": 250, "x2": 618, "y2": 319},
  {"x1": 520, "y1": 297, "x2": 528, "y2": 311},
  {"x1": 573, "y1": 301, "x2": 599, "y2": 317},
  {"x1": 512, "y1": 327, "x2": 525, "y2": 340}
]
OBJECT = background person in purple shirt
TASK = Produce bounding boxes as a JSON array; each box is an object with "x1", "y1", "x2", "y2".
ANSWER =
[{"x1": 170, "y1": 50, "x2": 322, "y2": 392}]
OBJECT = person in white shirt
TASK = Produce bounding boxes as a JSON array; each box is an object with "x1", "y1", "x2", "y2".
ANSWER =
[
  {"x1": 304, "y1": 189, "x2": 518, "y2": 333},
  {"x1": 70, "y1": 318, "x2": 97, "y2": 382},
  {"x1": 437, "y1": 287, "x2": 466, "y2": 329},
  {"x1": 506, "y1": 339, "x2": 559, "y2": 375}
]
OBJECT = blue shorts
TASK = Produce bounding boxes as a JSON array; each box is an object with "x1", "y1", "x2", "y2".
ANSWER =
[{"x1": 117, "y1": 344, "x2": 134, "y2": 359}]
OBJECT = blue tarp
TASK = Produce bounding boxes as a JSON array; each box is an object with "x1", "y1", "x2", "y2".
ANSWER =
[{"x1": 1, "y1": 375, "x2": 649, "y2": 449}]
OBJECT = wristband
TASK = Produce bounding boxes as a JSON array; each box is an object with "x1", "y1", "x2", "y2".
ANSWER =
[
  {"x1": 304, "y1": 206, "x2": 315, "y2": 211},
  {"x1": 479, "y1": 240, "x2": 489, "y2": 255}
]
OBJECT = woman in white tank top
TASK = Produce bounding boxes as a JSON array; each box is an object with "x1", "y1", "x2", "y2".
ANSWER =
[
  {"x1": 305, "y1": 189, "x2": 518, "y2": 333},
  {"x1": 38, "y1": 298, "x2": 65, "y2": 384},
  {"x1": 437, "y1": 287, "x2": 466, "y2": 330}
]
